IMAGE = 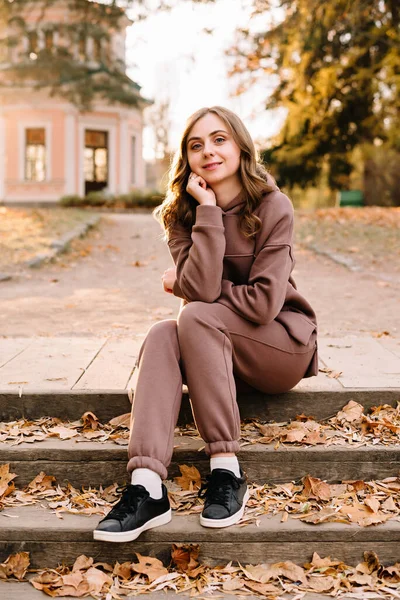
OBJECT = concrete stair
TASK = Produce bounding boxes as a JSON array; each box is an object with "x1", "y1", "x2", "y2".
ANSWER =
[
  {"x1": 1, "y1": 334, "x2": 400, "y2": 598},
  {"x1": 1, "y1": 385, "x2": 400, "y2": 572}
]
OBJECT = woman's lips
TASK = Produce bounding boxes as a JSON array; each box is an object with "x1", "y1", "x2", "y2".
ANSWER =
[{"x1": 203, "y1": 162, "x2": 222, "y2": 171}]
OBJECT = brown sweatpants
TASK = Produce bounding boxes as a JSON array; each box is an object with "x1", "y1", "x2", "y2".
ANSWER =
[{"x1": 127, "y1": 301, "x2": 317, "y2": 479}]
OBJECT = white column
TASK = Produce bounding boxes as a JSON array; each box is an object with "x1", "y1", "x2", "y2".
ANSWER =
[
  {"x1": 78, "y1": 123, "x2": 85, "y2": 197},
  {"x1": 108, "y1": 125, "x2": 116, "y2": 194},
  {"x1": 0, "y1": 115, "x2": 5, "y2": 201},
  {"x1": 119, "y1": 117, "x2": 129, "y2": 194},
  {"x1": 64, "y1": 113, "x2": 76, "y2": 195},
  {"x1": 136, "y1": 130, "x2": 145, "y2": 188},
  {"x1": 37, "y1": 29, "x2": 45, "y2": 50}
]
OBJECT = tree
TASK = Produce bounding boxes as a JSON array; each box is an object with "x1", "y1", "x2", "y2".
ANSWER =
[
  {"x1": 227, "y1": 0, "x2": 399, "y2": 191},
  {"x1": 0, "y1": 0, "x2": 215, "y2": 110},
  {"x1": 0, "y1": 0, "x2": 149, "y2": 110},
  {"x1": 0, "y1": 0, "x2": 216, "y2": 110}
]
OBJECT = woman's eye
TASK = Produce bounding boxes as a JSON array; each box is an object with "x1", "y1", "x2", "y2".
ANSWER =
[
  {"x1": 215, "y1": 137, "x2": 225, "y2": 143},
  {"x1": 191, "y1": 143, "x2": 201, "y2": 150}
]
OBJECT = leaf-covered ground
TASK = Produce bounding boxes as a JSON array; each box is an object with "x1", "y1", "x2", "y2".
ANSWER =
[
  {"x1": 295, "y1": 207, "x2": 400, "y2": 278},
  {"x1": 0, "y1": 207, "x2": 91, "y2": 270}
]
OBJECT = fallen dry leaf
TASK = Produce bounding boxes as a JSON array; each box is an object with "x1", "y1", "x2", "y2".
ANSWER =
[
  {"x1": 336, "y1": 400, "x2": 364, "y2": 423},
  {"x1": 171, "y1": 543, "x2": 200, "y2": 574},
  {"x1": 48, "y1": 425, "x2": 79, "y2": 440},
  {"x1": 81, "y1": 412, "x2": 99, "y2": 431},
  {"x1": 303, "y1": 475, "x2": 331, "y2": 502},
  {"x1": 132, "y1": 553, "x2": 169, "y2": 582},
  {"x1": 0, "y1": 552, "x2": 30, "y2": 580},
  {"x1": 0, "y1": 464, "x2": 17, "y2": 499},
  {"x1": 72, "y1": 555, "x2": 93, "y2": 572},
  {"x1": 174, "y1": 464, "x2": 201, "y2": 491},
  {"x1": 108, "y1": 413, "x2": 131, "y2": 428}
]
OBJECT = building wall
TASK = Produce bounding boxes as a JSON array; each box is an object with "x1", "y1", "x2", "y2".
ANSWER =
[
  {"x1": 0, "y1": 0, "x2": 148, "y2": 203},
  {"x1": 0, "y1": 96, "x2": 146, "y2": 202}
]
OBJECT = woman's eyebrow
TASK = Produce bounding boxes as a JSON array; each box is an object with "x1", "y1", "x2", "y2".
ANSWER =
[{"x1": 187, "y1": 129, "x2": 229, "y2": 143}]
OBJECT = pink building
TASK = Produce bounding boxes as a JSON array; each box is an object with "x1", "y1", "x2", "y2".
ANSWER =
[{"x1": 0, "y1": 1, "x2": 150, "y2": 203}]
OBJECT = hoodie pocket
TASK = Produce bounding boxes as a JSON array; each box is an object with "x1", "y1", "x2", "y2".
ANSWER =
[{"x1": 275, "y1": 311, "x2": 317, "y2": 346}]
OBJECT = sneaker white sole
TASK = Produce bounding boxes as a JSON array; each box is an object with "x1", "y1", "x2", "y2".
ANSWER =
[
  {"x1": 200, "y1": 488, "x2": 250, "y2": 529},
  {"x1": 93, "y1": 508, "x2": 172, "y2": 543}
]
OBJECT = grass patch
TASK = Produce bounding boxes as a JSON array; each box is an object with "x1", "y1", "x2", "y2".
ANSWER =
[
  {"x1": 295, "y1": 207, "x2": 400, "y2": 276},
  {"x1": 0, "y1": 207, "x2": 94, "y2": 270}
]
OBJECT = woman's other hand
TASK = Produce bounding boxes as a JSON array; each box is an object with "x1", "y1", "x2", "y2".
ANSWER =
[
  {"x1": 186, "y1": 172, "x2": 216, "y2": 206},
  {"x1": 162, "y1": 266, "x2": 177, "y2": 294}
]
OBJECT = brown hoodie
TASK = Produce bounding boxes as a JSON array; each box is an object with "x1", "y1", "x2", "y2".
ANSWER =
[{"x1": 167, "y1": 186, "x2": 318, "y2": 378}]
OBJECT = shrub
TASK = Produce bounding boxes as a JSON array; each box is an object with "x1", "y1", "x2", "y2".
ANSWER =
[
  {"x1": 85, "y1": 191, "x2": 116, "y2": 207},
  {"x1": 59, "y1": 195, "x2": 84, "y2": 207},
  {"x1": 58, "y1": 190, "x2": 164, "y2": 209},
  {"x1": 115, "y1": 190, "x2": 164, "y2": 208}
]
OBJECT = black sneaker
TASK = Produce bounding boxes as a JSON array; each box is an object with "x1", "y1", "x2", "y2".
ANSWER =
[
  {"x1": 198, "y1": 468, "x2": 249, "y2": 528},
  {"x1": 93, "y1": 484, "x2": 171, "y2": 543}
]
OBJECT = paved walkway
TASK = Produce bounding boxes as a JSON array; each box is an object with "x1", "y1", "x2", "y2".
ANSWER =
[{"x1": 0, "y1": 334, "x2": 399, "y2": 393}]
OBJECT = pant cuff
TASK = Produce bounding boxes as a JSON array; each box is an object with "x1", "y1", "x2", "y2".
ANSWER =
[
  {"x1": 127, "y1": 456, "x2": 168, "y2": 480},
  {"x1": 205, "y1": 440, "x2": 240, "y2": 456}
]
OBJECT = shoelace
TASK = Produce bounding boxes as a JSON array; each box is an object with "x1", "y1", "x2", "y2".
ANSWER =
[
  {"x1": 198, "y1": 473, "x2": 240, "y2": 507},
  {"x1": 107, "y1": 485, "x2": 149, "y2": 521}
]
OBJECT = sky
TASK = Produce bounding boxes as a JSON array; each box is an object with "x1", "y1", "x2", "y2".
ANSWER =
[{"x1": 125, "y1": 0, "x2": 286, "y2": 160}]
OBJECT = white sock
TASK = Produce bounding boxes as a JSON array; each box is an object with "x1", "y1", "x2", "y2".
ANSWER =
[
  {"x1": 131, "y1": 468, "x2": 163, "y2": 499},
  {"x1": 210, "y1": 456, "x2": 241, "y2": 478}
]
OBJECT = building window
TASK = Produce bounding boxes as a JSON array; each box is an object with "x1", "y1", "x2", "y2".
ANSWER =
[
  {"x1": 131, "y1": 136, "x2": 136, "y2": 184},
  {"x1": 45, "y1": 30, "x2": 53, "y2": 51},
  {"x1": 25, "y1": 128, "x2": 46, "y2": 182},
  {"x1": 93, "y1": 38, "x2": 101, "y2": 62},
  {"x1": 28, "y1": 31, "x2": 38, "y2": 54},
  {"x1": 78, "y1": 33, "x2": 86, "y2": 61},
  {"x1": 0, "y1": 39, "x2": 8, "y2": 63},
  {"x1": 84, "y1": 130, "x2": 108, "y2": 194}
]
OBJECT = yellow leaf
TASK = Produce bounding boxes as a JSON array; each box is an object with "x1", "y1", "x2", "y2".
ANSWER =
[
  {"x1": 171, "y1": 543, "x2": 200, "y2": 573},
  {"x1": 303, "y1": 475, "x2": 331, "y2": 501},
  {"x1": 0, "y1": 464, "x2": 17, "y2": 499},
  {"x1": 174, "y1": 465, "x2": 201, "y2": 491},
  {"x1": 0, "y1": 552, "x2": 30, "y2": 580},
  {"x1": 81, "y1": 412, "x2": 99, "y2": 431},
  {"x1": 28, "y1": 472, "x2": 56, "y2": 492}
]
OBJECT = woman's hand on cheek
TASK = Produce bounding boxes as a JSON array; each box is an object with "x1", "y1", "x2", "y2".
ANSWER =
[{"x1": 186, "y1": 172, "x2": 216, "y2": 206}]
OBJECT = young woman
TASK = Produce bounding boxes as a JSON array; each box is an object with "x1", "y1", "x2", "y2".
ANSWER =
[{"x1": 93, "y1": 106, "x2": 318, "y2": 543}]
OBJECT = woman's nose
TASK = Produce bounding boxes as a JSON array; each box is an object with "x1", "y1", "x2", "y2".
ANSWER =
[{"x1": 203, "y1": 144, "x2": 215, "y2": 156}]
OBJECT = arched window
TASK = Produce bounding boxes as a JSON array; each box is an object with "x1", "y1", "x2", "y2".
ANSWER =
[
  {"x1": 45, "y1": 30, "x2": 53, "y2": 51},
  {"x1": 28, "y1": 31, "x2": 38, "y2": 54},
  {"x1": 78, "y1": 33, "x2": 86, "y2": 61},
  {"x1": 93, "y1": 38, "x2": 101, "y2": 62}
]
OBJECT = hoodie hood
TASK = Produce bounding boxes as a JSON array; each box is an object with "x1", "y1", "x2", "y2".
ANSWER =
[{"x1": 222, "y1": 174, "x2": 279, "y2": 214}]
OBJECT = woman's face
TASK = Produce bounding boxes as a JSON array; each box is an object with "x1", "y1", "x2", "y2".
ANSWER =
[{"x1": 186, "y1": 113, "x2": 241, "y2": 187}]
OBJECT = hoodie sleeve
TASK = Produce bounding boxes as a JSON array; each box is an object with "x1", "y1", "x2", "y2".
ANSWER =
[
  {"x1": 216, "y1": 194, "x2": 295, "y2": 325},
  {"x1": 167, "y1": 204, "x2": 226, "y2": 303}
]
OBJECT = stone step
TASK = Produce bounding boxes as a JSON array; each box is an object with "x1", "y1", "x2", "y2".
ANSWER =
[
  {"x1": 0, "y1": 582, "x2": 335, "y2": 600},
  {"x1": 3, "y1": 437, "x2": 400, "y2": 487},
  {"x1": 0, "y1": 505, "x2": 399, "y2": 568},
  {"x1": 1, "y1": 388, "x2": 399, "y2": 423}
]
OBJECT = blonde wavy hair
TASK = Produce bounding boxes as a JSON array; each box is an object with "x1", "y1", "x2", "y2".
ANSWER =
[{"x1": 153, "y1": 106, "x2": 278, "y2": 239}]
